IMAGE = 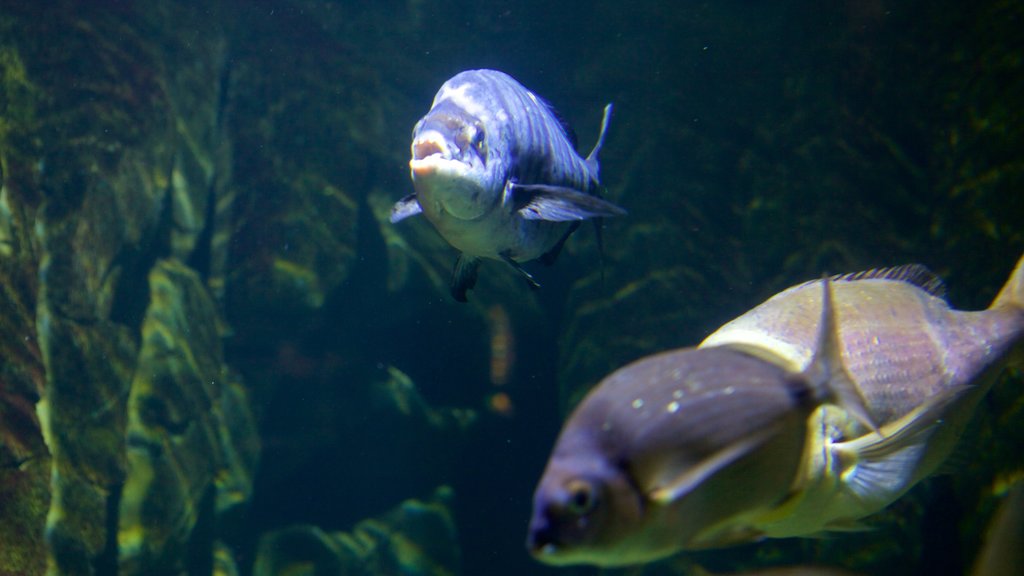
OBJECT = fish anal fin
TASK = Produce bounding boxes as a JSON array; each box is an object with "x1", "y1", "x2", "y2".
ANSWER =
[
  {"x1": 450, "y1": 255, "x2": 480, "y2": 302},
  {"x1": 500, "y1": 252, "x2": 541, "y2": 291},
  {"x1": 649, "y1": 428, "x2": 774, "y2": 505},
  {"x1": 390, "y1": 193, "x2": 423, "y2": 223},
  {"x1": 512, "y1": 183, "x2": 626, "y2": 222}
]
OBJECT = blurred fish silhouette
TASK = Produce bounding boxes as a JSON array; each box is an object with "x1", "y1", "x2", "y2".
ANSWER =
[
  {"x1": 970, "y1": 480, "x2": 1024, "y2": 576},
  {"x1": 527, "y1": 255, "x2": 1024, "y2": 566},
  {"x1": 391, "y1": 69, "x2": 625, "y2": 301}
]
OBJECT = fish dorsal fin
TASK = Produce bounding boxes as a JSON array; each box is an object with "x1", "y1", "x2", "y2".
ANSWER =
[
  {"x1": 830, "y1": 264, "x2": 947, "y2": 298},
  {"x1": 648, "y1": 427, "x2": 776, "y2": 505},
  {"x1": 585, "y1": 104, "x2": 613, "y2": 178},
  {"x1": 803, "y1": 276, "x2": 879, "y2": 433}
]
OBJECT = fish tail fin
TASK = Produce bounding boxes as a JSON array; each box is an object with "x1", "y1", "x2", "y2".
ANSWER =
[
  {"x1": 991, "y1": 253, "x2": 1024, "y2": 312},
  {"x1": 584, "y1": 103, "x2": 613, "y2": 180},
  {"x1": 991, "y1": 253, "x2": 1024, "y2": 371},
  {"x1": 805, "y1": 276, "x2": 880, "y2": 434}
]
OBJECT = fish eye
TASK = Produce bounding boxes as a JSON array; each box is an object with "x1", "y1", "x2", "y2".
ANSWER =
[{"x1": 565, "y1": 479, "x2": 597, "y2": 516}]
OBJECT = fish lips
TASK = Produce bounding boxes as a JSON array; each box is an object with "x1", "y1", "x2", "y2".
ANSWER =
[
  {"x1": 409, "y1": 129, "x2": 475, "y2": 178},
  {"x1": 526, "y1": 520, "x2": 573, "y2": 565},
  {"x1": 408, "y1": 155, "x2": 469, "y2": 179},
  {"x1": 526, "y1": 490, "x2": 595, "y2": 565}
]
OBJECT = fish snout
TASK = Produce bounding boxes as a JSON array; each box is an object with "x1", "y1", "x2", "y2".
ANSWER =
[{"x1": 526, "y1": 515, "x2": 560, "y2": 557}]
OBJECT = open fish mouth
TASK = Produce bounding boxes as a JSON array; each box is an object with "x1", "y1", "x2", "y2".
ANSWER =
[
  {"x1": 410, "y1": 131, "x2": 476, "y2": 179},
  {"x1": 412, "y1": 132, "x2": 449, "y2": 161},
  {"x1": 409, "y1": 154, "x2": 471, "y2": 179}
]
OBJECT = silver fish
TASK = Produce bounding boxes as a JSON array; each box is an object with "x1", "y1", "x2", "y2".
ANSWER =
[
  {"x1": 390, "y1": 69, "x2": 626, "y2": 301},
  {"x1": 527, "y1": 255, "x2": 1024, "y2": 566}
]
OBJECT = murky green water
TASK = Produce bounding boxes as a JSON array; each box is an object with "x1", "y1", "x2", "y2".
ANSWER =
[{"x1": 0, "y1": 1, "x2": 1021, "y2": 575}]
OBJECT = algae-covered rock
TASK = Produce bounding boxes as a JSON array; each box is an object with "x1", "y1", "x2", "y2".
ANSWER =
[
  {"x1": 225, "y1": 5, "x2": 369, "y2": 332},
  {"x1": 1, "y1": 2, "x2": 255, "y2": 574},
  {"x1": 0, "y1": 159, "x2": 48, "y2": 576},
  {"x1": 253, "y1": 486, "x2": 460, "y2": 576},
  {"x1": 119, "y1": 259, "x2": 258, "y2": 574},
  {"x1": 35, "y1": 287, "x2": 137, "y2": 576}
]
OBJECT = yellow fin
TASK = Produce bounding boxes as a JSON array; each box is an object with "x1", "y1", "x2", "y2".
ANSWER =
[{"x1": 991, "y1": 253, "x2": 1024, "y2": 311}]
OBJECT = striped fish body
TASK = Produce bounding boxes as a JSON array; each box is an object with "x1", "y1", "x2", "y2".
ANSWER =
[{"x1": 391, "y1": 69, "x2": 625, "y2": 301}]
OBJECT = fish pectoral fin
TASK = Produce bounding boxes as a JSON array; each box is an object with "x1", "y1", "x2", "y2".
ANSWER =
[
  {"x1": 850, "y1": 384, "x2": 964, "y2": 462},
  {"x1": 649, "y1": 428, "x2": 774, "y2": 505},
  {"x1": 837, "y1": 440, "x2": 928, "y2": 509},
  {"x1": 500, "y1": 252, "x2": 541, "y2": 291},
  {"x1": 511, "y1": 183, "x2": 627, "y2": 222},
  {"x1": 450, "y1": 255, "x2": 480, "y2": 302},
  {"x1": 390, "y1": 193, "x2": 423, "y2": 223},
  {"x1": 833, "y1": 385, "x2": 964, "y2": 506}
]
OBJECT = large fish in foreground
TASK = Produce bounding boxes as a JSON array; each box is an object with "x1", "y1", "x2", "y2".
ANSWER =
[
  {"x1": 390, "y1": 69, "x2": 626, "y2": 301},
  {"x1": 527, "y1": 255, "x2": 1024, "y2": 566}
]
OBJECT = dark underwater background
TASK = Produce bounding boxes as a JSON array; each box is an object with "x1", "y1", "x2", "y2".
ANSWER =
[{"x1": 0, "y1": 1, "x2": 1022, "y2": 575}]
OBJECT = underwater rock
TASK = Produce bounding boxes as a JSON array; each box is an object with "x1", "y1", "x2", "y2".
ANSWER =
[
  {"x1": 35, "y1": 277, "x2": 137, "y2": 576},
  {"x1": 213, "y1": 540, "x2": 241, "y2": 576},
  {"x1": 1, "y1": 2, "x2": 251, "y2": 574},
  {"x1": 372, "y1": 365, "x2": 478, "y2": 433},
  {"x1": 119, "y1": 259, "x2": 258, "y2": 574},
  {"x1": 253, "y1": 486, "x2": 460, "y2": 576},
  {"x1": 0, "y1": 159, "x2": 49, "y2": 574},
  {"x1": 225, "y1": 4, "x2": 371, "y2": 336}
]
